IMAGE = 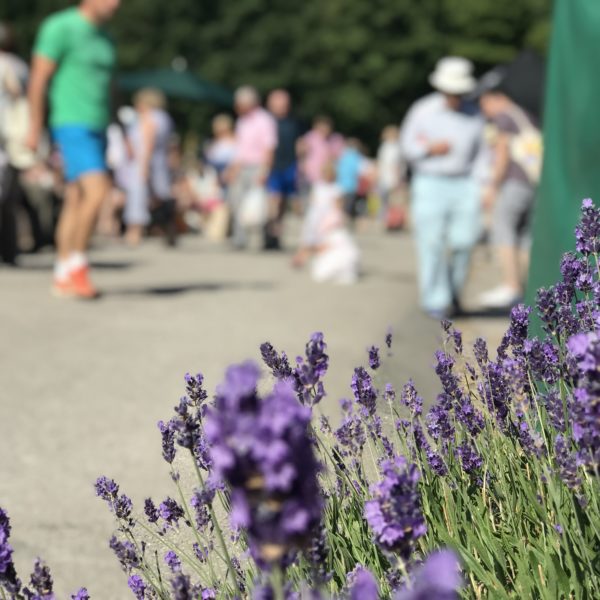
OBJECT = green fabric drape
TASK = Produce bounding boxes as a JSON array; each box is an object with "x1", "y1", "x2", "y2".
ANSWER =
[{"x1": 526, "y1": 0, "x2": 600, "y2": 307}]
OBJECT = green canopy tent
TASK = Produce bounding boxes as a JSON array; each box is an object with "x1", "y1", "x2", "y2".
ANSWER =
[
  {"x1": 526, "y1": 0, "x2": 600, "y2": 310},
  {"x1": 117, "y1": 68, "x2": 233, "y2": 107}
]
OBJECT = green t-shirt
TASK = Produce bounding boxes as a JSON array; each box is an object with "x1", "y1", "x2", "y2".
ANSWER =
[{"x1": 34, "y1": 7, "x2": 116, "y2": 130}]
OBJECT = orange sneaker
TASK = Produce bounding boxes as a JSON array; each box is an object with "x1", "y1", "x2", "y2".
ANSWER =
[
  {"x1": 70, "y1": 265, "x2": 100, "y2": 299},
  {"x1": 52, "y1": 277, "x2": 75, "y2": 298}
]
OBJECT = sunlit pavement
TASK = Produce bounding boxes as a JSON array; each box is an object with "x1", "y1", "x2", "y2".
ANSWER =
[{"x1": 0, "y1": 220, "x2": 507, "y2": 596}]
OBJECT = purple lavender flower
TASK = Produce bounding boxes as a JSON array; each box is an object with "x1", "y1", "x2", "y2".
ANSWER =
[
  {"x1": 567, "y1": 330, "x2": 600, "y2": 465},
  {"x1": 368, "y1": 346, "x2": 381, "y2": 370},
  {"x1": 164, "y1": 550, "x2": 181, "y2": 573},
  {"x1": 395, "y1": 550, "x2": 461, "y2": 600},
  {"x1": 386, "y1": 328, "x2": 393, "y2": 349},
  {"x1": 201, "y1": 588, "x2": 217, "y2": 599},
  {"x1": 575, "y1": 198, "x2": 600, "y2": 255},
  {"x1": 0, "y1": 521, "x2": 13, "y2": 577},
  {"x1": 364, "y1": 456, "x2": 426, "y2": 559},
  {"x1": 544, "y1": 391, "x2": 566, "y2": 433},
  {"x1": 206, "y1": 367, "x2": 322, "y2": 564},
  {"x1": 144, "y1": 498, "x2": 159, "y2": 523},
  {"x1": 455, "y1": 442, "x2": 483, "y2": 475},
  {"x1": 335, "y1": 412, "x2": 366, "y2": 461},
  {"x1": 190, "y1": 486, "x2": 214, "y2": 531},
  {"x1": 260, "y1": 342, "x2": 293, "y2": 380},
  {"x1": 307, "y1": 524, "x2": 331, "y2": 584},
  {"x1": 159, "y1": 498, "x2": 185, "y2": 526},
  {"x1": 109, "y1": 536, "x2": 140, "y2": 571},
  {"x1": 347, "y1": 565, "x2": 379, "y2": 600},
  {"x1": 442, "y1": 320, "x2": 463, "y2": 354},
  {"x1": 401, "y1": 380, "x2": 423, "y2": 417},
  {"x1": 128, "y1": 574, "x2": 146, "y2": 599},
  {"x1": 70, "y1": 588, "x2": 89, "y2": 600},
  {"x1": 473, "y1": 338, "x2": 489, "y2": 368},
  {"x1": 351, "y1": 367, "x2": 378, "y2": 416},
  {"x1": 554, "y1": 435, "x2": 582, "y2": 490},
  {"x1": 523, "y1": 338, "x2": 560, "y2": 385},
  {"x1": 184, "y1": 372, "x2": 209, "y2": 406},
  {"x1": 94, "y1": 477, "x2": 132, "y2": 521},
  {"x1": 426, "y1": 401, "x2": 455, "y2": 443},
  {"x1": 158, "y1": 420, "x2": 176, "y2": 463},
  {"x1": 28, "y1": 558, "x2": 53, "y2": 597},
  {"x1": 293, "y1": 332, "x2": 329, "y2": 406},
  {"x1": 170, "y1": 572, "x2": 194, "y2": 600},
  {"x1": 497, "y1": 304, "x2": 531, "y2": 358}
]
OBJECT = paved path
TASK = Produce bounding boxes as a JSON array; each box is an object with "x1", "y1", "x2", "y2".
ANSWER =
[{"x1": 0, "y1": 222, "x2": 507, "y2": 597}]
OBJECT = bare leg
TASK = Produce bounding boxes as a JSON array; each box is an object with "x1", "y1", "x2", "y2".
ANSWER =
[
  {"x1": 55, "y1": 181, "x2": 83, "y2": 260},
  {"x1": 72, "y1": 172, "x2": 111, "y2": 252},
  {"x1": 497, "y1": 244, "x2": 522, "y2": 293},
  {"x1": 125, "y1": 224, "x2": 143, "y2": 246}
]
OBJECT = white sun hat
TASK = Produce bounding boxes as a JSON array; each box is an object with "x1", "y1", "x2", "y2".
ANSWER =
[{"x1": 429, "y1": 57, "x2": 477, "y2": 95}]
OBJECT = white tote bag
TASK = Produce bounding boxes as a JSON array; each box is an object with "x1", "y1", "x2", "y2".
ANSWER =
[{"x1": 239, "y1": 186, "x2": 268, "y2": 228}]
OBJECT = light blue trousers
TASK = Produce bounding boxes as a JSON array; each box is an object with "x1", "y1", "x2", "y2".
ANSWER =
[{"x1": 411, "y1": 174, "x2": 481, "y2": 312}]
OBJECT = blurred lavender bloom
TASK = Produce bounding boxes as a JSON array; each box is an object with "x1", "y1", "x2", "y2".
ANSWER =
[
  {"x1": 386, "y1": 328, "x2": 393, "y2": 349},
  {"x1": 70, "y1": 588, "x2": 89, "y2": 600},
  {"x1": 365, "y1": 456, "x2": 426, "y2": 559},
  {"x1": 127, "y1": 574, "x2": 146, "y2": 599},
  {"x1": 410, "y1": 421, "x2": 447, "y2": 476},
  {"x1": 395, "y1": 550, "x2": 461, "y2": 600},
  {"x1": 401, "y1": 380, "x2": 423, "y2": 417},
  {"x1": 335, "y1": 412, "x2": 366, "y2": 460},
  {"x1": 543, "y1": 391, "x2": 566, "y2": 433},
  {"x1": 384, "y1": 383, "x2": 396, "y2": 404},
  {"x1": 368, "y1": 346, "x2": 381, "y2": 370},
  {"x1": 206, "y1": 367, "x2": 322, "y2": 564},
  {"x1": 0, "y1": 512, "x2": 13, "y2": 577},
  {"x1": 307, "y1": 523, "x2": 331, "y2": 584},
  {"x1": 164, "y1": 550, "x2": 181, "y2": 573},
  {"x1": 442, "y1": 320, "x2": 463, "y2": 354},
  {"x1": 170, "y1": 573, "x2": 194, "y2": 600},
  {"x1": 347, "y1": 565, "x2": 379, "y2": 600},
  {"x1": 555, "y1": 435, "x2": 582, "y2": 490},
  {"x1": 567, "y1": 330, "x2": 600, "y2": 465},
  {"x1": 575, "y1": 198, "x2": 600, "y2": 255},
  {"x1": 351, "y1": 367, "x2": 378, "y2": 416}
]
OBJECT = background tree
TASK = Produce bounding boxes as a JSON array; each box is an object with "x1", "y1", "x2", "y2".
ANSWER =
[{"x1": 1, "y1": 0, "x2": 552, "y2": 148}]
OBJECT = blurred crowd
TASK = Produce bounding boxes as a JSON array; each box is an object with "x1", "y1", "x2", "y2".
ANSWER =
[{"x1": 0, "y1": 0, "x2": 542, "y2": 316}]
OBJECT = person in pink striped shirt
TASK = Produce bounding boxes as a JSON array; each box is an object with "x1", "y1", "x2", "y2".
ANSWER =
[{"x1": 226, "y1": 86, "x2": 276, "y2": 249}]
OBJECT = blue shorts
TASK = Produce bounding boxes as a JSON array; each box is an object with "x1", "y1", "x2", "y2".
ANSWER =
[
  {"x1": 52, "y1": 126, "x2": 108, "y2": 182},
  {"x1": 267, "y1": 163, "x2": 297, "y2": 196}
]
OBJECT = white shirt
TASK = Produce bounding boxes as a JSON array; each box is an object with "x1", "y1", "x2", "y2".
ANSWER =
[
  {"x1": 400, "y1": 92, "x2": 482, "y2": 176},
  {"x1": 377, "y1": 140, "x2": 403, "y2": 190}
]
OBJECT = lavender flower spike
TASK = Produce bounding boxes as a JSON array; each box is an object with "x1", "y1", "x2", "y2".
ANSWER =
[
  {"x1": 395, "y1": 549, "x2": 462, "y2": 600},
  {"x1": 347, "y1": 565, "x2": 379, "y2": 600},
  {"x1": 71, "y1": 588, "x2": 90, "y2": 600},
  {"x1": 128, "y1": 574, "x2": 146, "y2": 599},
  {"x1": 364, "y1": 455, "x2": 426, "y2": 559},
  {"x1": 368, "y1": 346, "x2": 381, "y2": 370}
]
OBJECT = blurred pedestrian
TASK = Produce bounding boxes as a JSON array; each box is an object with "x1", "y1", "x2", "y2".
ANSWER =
[
  {"x1": 336, "y1": 138, "x2": 363, "y2": 222},
  {"x1": 297, "y1": 115, "x2": 344, "y2": 195},
  {"x1": 476, "y1": 69, "x2": 542, "y2": 308},
  {"x1": 0, "y1": 22, "x2": 30, "y2": 265},
  {"x1": 401, "y1": 56, "x2": 482, "y2": 318},
  {"x1": 376, "y1": 125, "x2": 404, "y2": 221},
  {"x1": 124, "y1": 88, "x2": 174, "y2": 247},
  {"x1": 205, "y1": 113, "x2": 236, "y2": 190},
  {"x1": 226, "y1": 86, "x2": 276, "y2": 250},
  {"x1": 293, "y1": 162, "x2": 359, "y2": 284},
  {"x1": 264, "y1": 89, "x2": 302, "y2": 250},
  {"x1": 27, "y1": 0, "x2": 121, "y2": 298}
]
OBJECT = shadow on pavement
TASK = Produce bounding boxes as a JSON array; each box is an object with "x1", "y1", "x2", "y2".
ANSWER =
[
  {"x1": 456, "y1": 306, "x2": 512, "y2": 319},
  {"x1": 105, "y1": 280, "x2": 275, "y2": 297}
]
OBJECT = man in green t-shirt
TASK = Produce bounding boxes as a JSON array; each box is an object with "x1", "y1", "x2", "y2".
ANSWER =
[{"x1": 27, "y1": 0, "x2": 120, "y2": 299}]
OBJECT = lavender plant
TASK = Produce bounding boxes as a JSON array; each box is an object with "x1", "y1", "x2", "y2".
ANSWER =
[{"x1": 3, "y1": 199, "x2": 600, "y2": 599}]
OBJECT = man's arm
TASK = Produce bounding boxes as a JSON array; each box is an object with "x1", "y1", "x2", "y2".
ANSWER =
[{"x1": 26, "y1": 55, "x2": 57, "y2": 151}]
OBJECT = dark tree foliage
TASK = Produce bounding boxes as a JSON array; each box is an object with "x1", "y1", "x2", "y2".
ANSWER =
[{"x1": 1, "y1": 0, "x2": 551, "y2": 148}]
